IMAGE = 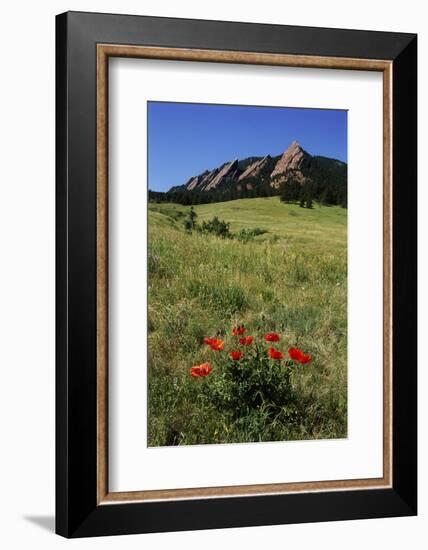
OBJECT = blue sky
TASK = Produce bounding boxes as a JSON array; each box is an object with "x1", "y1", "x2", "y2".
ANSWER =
[{"x1": 148, "y1": 102, "x2": 347, "y2": 192}]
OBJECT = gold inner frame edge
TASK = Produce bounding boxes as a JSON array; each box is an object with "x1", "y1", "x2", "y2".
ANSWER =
[{"x1": 96, "y1": 44, "x2": 393, "y2": 505}]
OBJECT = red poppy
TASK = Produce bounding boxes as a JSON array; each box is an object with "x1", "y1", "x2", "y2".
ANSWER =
[
  {"x1": 230, "y1": 350, "x2": 244, "y2": 360},
  {"x1": 265, "y1": 332, "x2": 280, "y2": 342},
  {"x1": 288, "y1": 347, "x2": 312, "y2": 364},
  {"x1": 190, "y1": 362, "x2": 213, "y2": 377},
  {"x1": 232, "y1": 325, "x2": 246, "y2": 336},
  {"x1": 203, "y1": 337, "x2": 225, "y2": 351},
  {"x1": 239, "y1": 336, "x2": 254, "y2": 346},
  {"x1": 210, "y1": 338, "x2": 224, "y2": 351},
  {"x1": 268, "y1": 347, "x2": 284, "y2": 360}
]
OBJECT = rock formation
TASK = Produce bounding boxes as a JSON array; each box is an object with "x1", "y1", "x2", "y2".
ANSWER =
[
  {"x1": 203, "y1": 159, "x2": 239, "y2": 190},
  {"x1": 270, "y1": 141, "x2": 310, "y2": 189},
  {"x1": 238, "y1": 155, "x2": 270, "y2": 181},
  {"x1": 168, "y1": 140, "x2": 345, "y2": 195}
]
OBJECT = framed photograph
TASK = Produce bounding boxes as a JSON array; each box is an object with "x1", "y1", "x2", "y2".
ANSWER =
[{"x1": 56, "y1": 11, "x2": 417, "y2": 538}]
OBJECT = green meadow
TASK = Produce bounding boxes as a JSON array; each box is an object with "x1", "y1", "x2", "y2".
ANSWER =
[{"x1": 148, "y1": 197, "x2": 347, "y2": 446}]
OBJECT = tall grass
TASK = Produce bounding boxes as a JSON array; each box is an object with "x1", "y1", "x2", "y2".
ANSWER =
[{"x1": 148, "y1": 197, "x2": 347, "y2": 446}]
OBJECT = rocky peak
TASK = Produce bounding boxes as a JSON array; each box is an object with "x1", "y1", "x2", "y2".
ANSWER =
[
  {"x1": 238, "y1": 155, "x2": 270, "y2": 181},
  {"x1": 271, "y1": 141, "x2": 307, "y2": 179},
  {"x1": 185, "y1": 168, "x2": 217, "y2": 192},
  {"x1": 204, "y1": 158, "x2": 239, "y2": 191},
  {"x1": 170, "y1": 141, "x2": 321, "y2": 194}
]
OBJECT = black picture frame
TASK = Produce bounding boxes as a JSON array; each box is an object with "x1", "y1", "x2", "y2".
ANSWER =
[{"x1": 56, "y1": 11, "x2": 417, "y2": 538}]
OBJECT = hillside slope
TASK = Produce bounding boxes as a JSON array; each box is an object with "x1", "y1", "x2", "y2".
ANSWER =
[{"x1": 148, "y1": 197, "x2": 347, "y2": 445}]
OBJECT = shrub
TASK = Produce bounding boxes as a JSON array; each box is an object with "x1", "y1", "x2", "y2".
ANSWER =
[
  {"x1": 236, "y1": 227, "x2": 267, "y2": 242},
  {"x1": 193, "y1": 327, "x2": 312, "y2": 420},
  {"x1": 183, "y1": 206, "x2": 198, "y2": 232},
  {"x1": 201, "y1": 216, "x2": 232, "y2": 238}
]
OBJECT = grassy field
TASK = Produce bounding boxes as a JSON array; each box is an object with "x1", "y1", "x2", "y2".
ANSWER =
[{"x1": 148, "y1": 197, "x2": 347, "y2": 446}]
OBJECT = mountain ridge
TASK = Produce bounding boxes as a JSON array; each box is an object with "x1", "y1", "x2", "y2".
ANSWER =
[{"x1": 167, "y1": 141, "x2": 346, "y2": 195}]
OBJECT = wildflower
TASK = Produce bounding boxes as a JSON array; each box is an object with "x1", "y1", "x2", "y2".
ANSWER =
[
  {"x1": 265, "y1": 332, "x2": 280, "y2": 342},
  {"x1": 190, "y1": 362, "x2": 213, "y2": 377},
  {"x1": 230, "y1": 350, "x2": 244, "y2": 360},
  {"x1": 210, "y1": 338, "x2": 224, "y2": 351},
  {"x1": 268, "y1": 347, "x2": 284, "y2": 360},
  {"x1": 232, "y1": 325, "x2": 246, "y2": 336},
  {"x1": 239, "y1": 336, "x2": 254, "y2": 346},
  {"x1": 204, "y1": 337, "x2": 224, "y2": 351},
  {"x1": 288, "y1": 347, "x2": 312, "y2": 364}
]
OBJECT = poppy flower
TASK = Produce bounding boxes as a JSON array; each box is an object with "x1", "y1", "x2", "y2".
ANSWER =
[
  {"x1": 239, "y1": 336, "x2": 254, "y2": 346},
  {"x1": 210, "y1": 338, "x2": 224, "y2": 351},
  {"x1": 288, "y1": 347, "x2": 312, "y2": 364},
  {"x1": 230, "y1": 350, "x2": 244, "y2": 360},
  {"x1": 268, "y1": 347, "x2": 284, "y2": 360},
  {"x1": 265, "y1": 332, "x2": 280, "y2": 342},
  {"x1": 205, "y1": 338, "x2": 224, "y2": 351},
  {"x1": 190, "y1": 362, "x2": 213, "y2": 377},
  {"x1": 232, "y1": 325, "x2": 246, "y2": 336},
  {"x1": 203, "y1": 337, "x2": 225, "y2": 351}
]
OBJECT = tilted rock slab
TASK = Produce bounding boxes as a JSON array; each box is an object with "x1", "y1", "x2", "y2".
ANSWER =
[
  {"x1": 238, "y1": 155, "x2": 270, "y2": 181},
  {"x1": 270, "y1": 140, "x2": 310, "y2": 188}
]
